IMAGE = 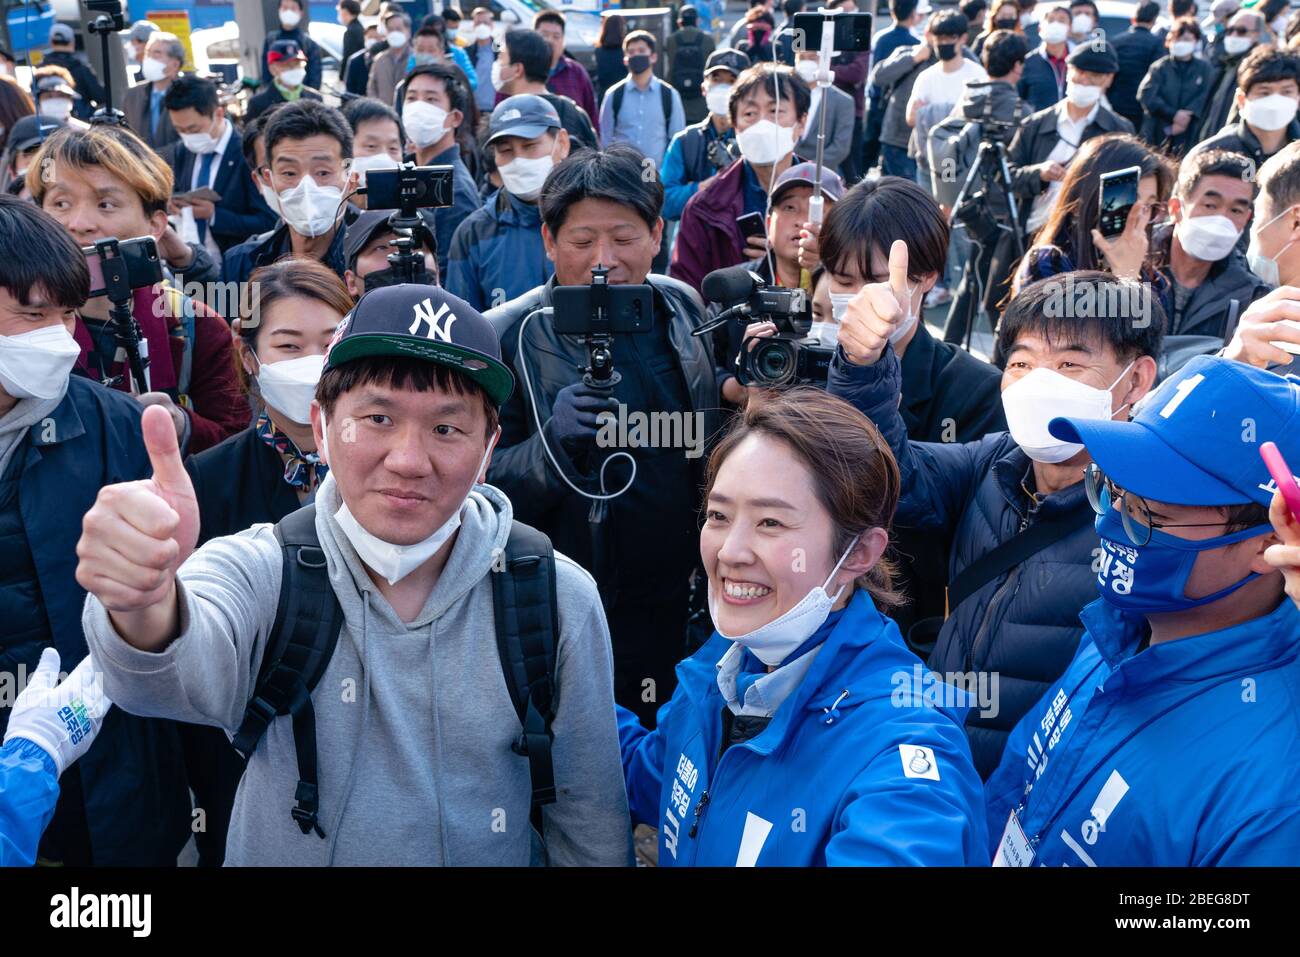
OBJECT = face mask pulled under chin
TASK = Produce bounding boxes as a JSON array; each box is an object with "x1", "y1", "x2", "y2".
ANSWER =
[
  {"x1": 1001, "y1": 362, "x2": 1134, "y2": 464},
  {"x1": 708, "y1": 537, "x2": 859, "y2": 667},
  {"x1": 326, "y1": 417, "x2": 500, "y2": 586}
]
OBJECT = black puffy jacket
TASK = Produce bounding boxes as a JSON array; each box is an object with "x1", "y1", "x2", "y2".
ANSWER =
[
  {"x1": 1137, "y1": 55, "x2": 1216, "y2": 154},
  {"x1": 828, "y1": 346, "x2": 1101, "y2": 779}
]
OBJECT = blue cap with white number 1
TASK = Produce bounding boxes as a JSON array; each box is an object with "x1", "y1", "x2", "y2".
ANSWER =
[{"x1": 1048, "y1": 355, "x2": 1300, "y2": 507}]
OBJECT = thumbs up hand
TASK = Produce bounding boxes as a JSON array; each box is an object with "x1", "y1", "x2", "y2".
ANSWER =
[
  {"x1": 76, "y1": 405, "x2": 199, "y2": 624},
  {"x1": 837, "y1": 240, "x2": 916, "y2": 367}
]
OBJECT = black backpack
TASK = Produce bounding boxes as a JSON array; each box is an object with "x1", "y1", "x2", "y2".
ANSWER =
[
  {"x1": 670, "y1": 33, "x2": 706, "y2": 96},
  {"x1": 231, "y1": 504, "x2": 560, "y2": 840}
]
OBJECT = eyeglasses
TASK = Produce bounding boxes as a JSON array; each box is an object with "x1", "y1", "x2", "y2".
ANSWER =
[{"x1": 1083, "y1": 464, "x2": 1230, "y2": 546}]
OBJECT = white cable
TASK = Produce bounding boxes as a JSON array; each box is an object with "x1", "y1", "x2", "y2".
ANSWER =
[{"x1": 516, "y1": 307, "x2": 637, "y2": 502}]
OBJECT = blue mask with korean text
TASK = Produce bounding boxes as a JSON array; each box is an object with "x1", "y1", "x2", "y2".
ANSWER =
[{"x1": 1094, "y1": 508, "x2": 1271, "y2": 614}]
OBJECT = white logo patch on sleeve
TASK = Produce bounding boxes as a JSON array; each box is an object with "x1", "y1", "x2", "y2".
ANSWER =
[{"x1": 900, "y1": 744, "x2": 941, "y2": 781}]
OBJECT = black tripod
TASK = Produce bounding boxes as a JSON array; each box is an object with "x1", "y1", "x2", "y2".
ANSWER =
[
  {"x1": 942, "y1": 136, "x2": 1023, "y2": 352},
  {"x1": 98, "y1": 238, "x2": 151, "y2": 393}
]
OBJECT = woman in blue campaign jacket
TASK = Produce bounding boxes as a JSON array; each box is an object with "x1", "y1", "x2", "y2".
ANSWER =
[{"x1": 618, "y1": 388, "x2": 988, "y2": 866}]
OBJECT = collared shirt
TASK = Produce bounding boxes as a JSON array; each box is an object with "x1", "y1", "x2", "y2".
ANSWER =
[
  {"x1": 1027, "y1": 99, "x2": 1100, "y2": 232},
  {"x1": 472, "y1": 40, "x2": 496, "y2": 111},
  {"x1": 599, "y1": 74, "x2": 685, "y2": 166},
  {"x1": 715, "y1": 607, "x2": 845, "y2": 717},
  {"x1": 273, "y1": 80, "x2": 303, "y2": 102},
  {"x1": 191, "y1": 118, "x2": 233, "y2": 261}
]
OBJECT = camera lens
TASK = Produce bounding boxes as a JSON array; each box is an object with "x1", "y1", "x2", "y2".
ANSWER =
[{"x1": 753, "y1": 339, "x2": 794, "y2": 386}]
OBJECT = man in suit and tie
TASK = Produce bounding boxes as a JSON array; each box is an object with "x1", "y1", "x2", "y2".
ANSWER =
[
  {"x1": 165, "y1": 76, "x2": 276, "y2": 259},
  {"x1": 123, "y1": 31, "x2": 184, "y2": 153}
]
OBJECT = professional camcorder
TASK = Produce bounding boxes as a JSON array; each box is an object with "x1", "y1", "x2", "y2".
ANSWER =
[
  {"x1": 359, "y1": 164, "x2": 454, "y2": 289},
  {"x1": 695, "y1": 264, "x2": 828, "y2": 388}
]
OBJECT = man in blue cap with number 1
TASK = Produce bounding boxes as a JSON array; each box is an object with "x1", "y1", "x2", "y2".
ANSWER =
[{"x1": 985, "y1": 354, "x2": 1300, "y2": 866}]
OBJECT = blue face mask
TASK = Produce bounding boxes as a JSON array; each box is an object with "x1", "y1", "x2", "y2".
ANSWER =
[{"x1": 1094, "y1": 508, "x2": 1271, "y2": 614}]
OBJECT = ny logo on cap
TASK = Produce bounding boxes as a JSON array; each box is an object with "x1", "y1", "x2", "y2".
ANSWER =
[{"x1": 410, "y1": 297, "x2": 458, "y2": 342}]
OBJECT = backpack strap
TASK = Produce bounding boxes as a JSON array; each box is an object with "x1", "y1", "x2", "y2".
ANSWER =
[
  {"x1": 612, "y1": 82, "x2": 625, "y2": 125},
  {"x1": 660, "y1": 82, "x2": 673, "y2": 139},
  {"x1": 231, "y1": 504, "x2": 342, "y2": 840},
  {"x1": 492, "y1": 520, "x2": 560, "y2": 834}
]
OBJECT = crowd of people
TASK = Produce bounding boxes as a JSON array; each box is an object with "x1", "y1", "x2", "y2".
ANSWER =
[{"x1": 1, "y1": 0, "x2": 1300, "y2": 870}]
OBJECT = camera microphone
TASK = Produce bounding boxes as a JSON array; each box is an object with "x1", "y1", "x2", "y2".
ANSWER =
[{"x1": 701, "y1": 264, "x2": 762, "y2": 307}]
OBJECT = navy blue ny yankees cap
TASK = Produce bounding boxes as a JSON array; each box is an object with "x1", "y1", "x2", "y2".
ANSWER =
[{"x1": 324, "y1": 284, "x2": 514, "y2": 406}]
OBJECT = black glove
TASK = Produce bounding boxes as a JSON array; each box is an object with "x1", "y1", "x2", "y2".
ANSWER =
[{"x1": 548, "y1": 382, "x2": 618, "y2": 457}]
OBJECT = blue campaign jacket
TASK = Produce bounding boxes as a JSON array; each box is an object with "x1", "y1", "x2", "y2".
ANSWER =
[
  {"x1": 618, "y1": 590, "x2": 989, "y2": 866},
  {"x1": 0, "y1": 739, "x2": 58, "y2": 867},
  {"x1": 985, "y1": 597, "x2": 1300, "y2": 866}
]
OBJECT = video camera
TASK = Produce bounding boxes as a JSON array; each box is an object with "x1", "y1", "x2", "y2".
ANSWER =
[
  {"x1": 551, "y1": 265, "x2": 652, "y2": 389},
  {"x1": 694, "y1": 264, "x2": 829, "y2": 388},
  {"x1": 359, "y1": 164, "x2": 455, "y2": 289}
]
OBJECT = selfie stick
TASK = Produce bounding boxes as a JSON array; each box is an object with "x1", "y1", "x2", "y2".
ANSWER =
[
  {"x1": 97, "y1": 237, "x2": 151, "y2": 394},
  {"x1": 808, "y1": 9, "x2": 838, "y2": 229}
]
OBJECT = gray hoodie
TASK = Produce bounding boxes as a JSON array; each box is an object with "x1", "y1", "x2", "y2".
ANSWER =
[{"x1": 83, "y1": 473, "x2": 632, "y2": 866}]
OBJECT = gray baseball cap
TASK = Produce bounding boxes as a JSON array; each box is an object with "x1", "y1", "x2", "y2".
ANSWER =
[{"x1": 486, "y1": 94, "x2": 561, "y2": 145}]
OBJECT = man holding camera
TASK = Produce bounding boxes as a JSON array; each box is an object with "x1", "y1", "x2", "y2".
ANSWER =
[
  {"x1": 33, "y1": 124, "x2": 245, "y2": 455},
  {"x1": 660, "y1": 49, "x2": 749, "y2": 223},
  {"x1": 0, "y1": 195, "x2": 191, "y2": 866},
  {"x1": 487, "y1": 145, "x2": 718, "y2": 726},
  {"x1": 223, "y1": 100, "x2": 357, "y2": 289},
  {"x1": 400, "y1": 63, "x2": 483, "y2": 284},
  {"x1": 1009, "y1": 41, "x2": 1132, "y2": 239},
  {"x1": 446, "y1": 95, "x2": 569, "y2": 311}
]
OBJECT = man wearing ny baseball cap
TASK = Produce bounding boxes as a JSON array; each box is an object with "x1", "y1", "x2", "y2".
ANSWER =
[
  {"x1": 444, "y1": 94, "x2": 570, "y2": 311},
  {"x1": 77, "y1": 284, "x2": 631, "y2": 865},
  {"x1": 986, "y1": 355, "x2": 1300, "y2": 866}
]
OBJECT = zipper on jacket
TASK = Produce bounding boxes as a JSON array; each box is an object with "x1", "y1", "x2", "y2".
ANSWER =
[{"x1": 688, "y1": 789, "x2": 711, "y2": 839}]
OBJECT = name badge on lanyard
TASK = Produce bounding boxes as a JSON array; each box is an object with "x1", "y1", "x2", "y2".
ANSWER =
[{"x1": 993, "y1": 808, "x2": 1035, "y2": 867}]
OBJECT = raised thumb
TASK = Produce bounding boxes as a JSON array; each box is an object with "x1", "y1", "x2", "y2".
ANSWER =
[{"x1": 141, "y1": 403, "x2": 190, "y2": 493}]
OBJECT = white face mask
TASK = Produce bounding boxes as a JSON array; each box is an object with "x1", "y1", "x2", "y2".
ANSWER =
[
  {"x1": 1020, "y1": 11, "x2": 1037, "y2": 27},
  {"x1": 705, "y1": 83, "x2": 732, "y2": 116},
  {"x1": 402, "y1": 100, "x2": 449, "y2": 148},
  {"x1": 795, "y1": 59, "x2": 819, "y2": 83},
  {"x1": 736, "y1": 119, "x2": 796, "y2": 166},
  {"x1": 491, "y1": 59, "x2": 511, "y2": 91},
  {"x1": 40, "y1": 98, "x2": 73, "y2": 121},
  {"x1": 256, "y1": 353, "x2": 325, "y2": 426},
  {"x1": 271, "y1": 173, "x2": 344, "y2": 238},
  {"x1": 141, "y1": 56, "x2": 168, "y2": 83},
  {"x1": 808, "y1": 320, "x2": 838, "y2": 348},
  {"x1": 1066, "y1": 80, "x2": 1103, "y2": 108},
  {"x1": 829, "y1": 277, "x2": 920, "y2": 346},
  {"x1": 280, "y1": 8, "x2": 302, "y2": 29},
  {"x1": 499, "y1": 152, "x2": 554, "y2": 202},
  {"x1": 180, "y1": 121, "x2": 221, "y2": 155},
  {"x1": 1175, "y1": 213, "x2": 1243, "y2": 262},
  {"x1": 386, "y1": 30, "x2": 408, "y2": 50},
  {"x1": 707, "y1": 537, "x2": 859, "y2": 666},
  {"x1": 1001, "y1": 362, "x2": 1134, "y2": 463},
  {"x1": 280, "y1": 66, "x2": 307, "y2": 88},
  {"x1": 1040, "y1": 21, "x2": 1070, "y2": 44},
  {"x1": 474, "y1": 23, "x2": 493, "y2": 41},
  {"x1": 1225, "y1": 34, "x2": 1254, "y2": 56},
  {"x1": 0, "y1": 324, "x2": 81, "y2": 401},
  {"x1": 1071, "y1": 13, "x2": 1094, "y2": 34},
  {"x1": 350, "y1": 151, "x2": 400, "y2": 188},
  {"x1": 1171, "y1": 40, "x2": 1196, "y2": 59},
  {"x1": 1241, "y1": 92, "x2": 1300, "y2": 132},
  {"x1": 1273, "y1": 14, "x2": 1288, "y2": 35},
  {"x1": 330, "y1": 427, "x2": 499, "y2": 586},
  {"x1": 1247, "y1": 203, "x2": 1295, "y2": 285}
]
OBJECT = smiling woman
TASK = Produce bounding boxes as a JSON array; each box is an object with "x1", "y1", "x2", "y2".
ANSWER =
[{"x1": 616, "y1": 387, "x2": 990, "y2": 867}]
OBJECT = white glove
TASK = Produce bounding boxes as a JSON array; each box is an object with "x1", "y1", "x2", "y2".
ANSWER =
[{"x1": 3, "y1": 649, "x2": 112, "y2": 777}]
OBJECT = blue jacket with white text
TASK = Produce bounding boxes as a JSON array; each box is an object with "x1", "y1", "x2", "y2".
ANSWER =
[
  {"x1": 985, "y1": 597, "x2": 1300, "y2": 866},
  {"x1": 618, "y1": 590, "x2": 989, "y2": 866}
]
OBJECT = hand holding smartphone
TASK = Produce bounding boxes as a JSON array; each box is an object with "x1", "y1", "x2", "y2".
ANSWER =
[{"x1": 1261, "y1": 441, "x2": 1300, "y2": 610}]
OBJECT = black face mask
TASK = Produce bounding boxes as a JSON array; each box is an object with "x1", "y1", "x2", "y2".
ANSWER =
[
  {"x1": 362, "y1": 266, "x2": 438, "y2": 293},
  {"x1": 628, "y1": 54, "x2": 652, "y2": 74},
  {"x1": 937, "y1": 42, "x2": 959, "y2": 61},
  {"x1": 995, "y1": 18, "x2": 1017, "y2": 29}
]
